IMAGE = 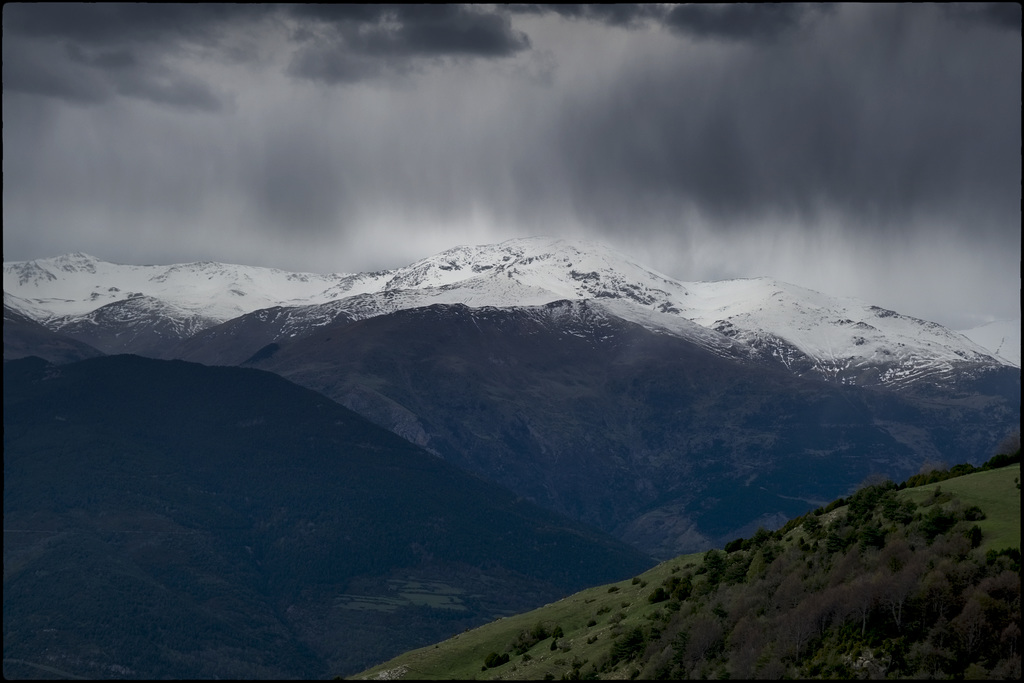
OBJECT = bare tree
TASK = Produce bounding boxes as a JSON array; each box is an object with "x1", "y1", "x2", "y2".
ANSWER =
[
  {"x1": 777, "y1": 598, "x2": 819, "y2": 659},
  {"x1": 1000, "y1": 622, "x2": 1021, "y2": 662},
  {"x1": 918, "y1": 564, "x2": 956, "y2": 621},
  {"x1": 917, "y1": 459, "x2": 949, "y2": 475},
  {"x1": 769, "y1": 571, "x2": 807, "y2": 615},
  {"x1": 682, "y1": 613, "x2": 723, "y2": 674},
  {"x1": 728, "y1": 615, "x2": 767, "y2": 679},
  {"x1": 880, "y1": 563, "x2": 920, "y2": 631},
  {"x1": 879, "y1": 540, "x2": 924, "y2": 631},
  {"x1": 810, "y1": 585, "x2": 845, "y2": 638},
  {"x1": 951, "y1": 597, "x2": 987, "y2": 657},
  {"x1": 843, "y1": 574, "x2": 880, "y2": 637},
  {"x1": 994, "y1": 430, "x2": 1020, "y2": 456}
]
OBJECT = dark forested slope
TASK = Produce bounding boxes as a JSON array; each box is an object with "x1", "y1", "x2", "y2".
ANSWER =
[{"x1": 3, "y1": 355, "x2": 652, "y2": 679}]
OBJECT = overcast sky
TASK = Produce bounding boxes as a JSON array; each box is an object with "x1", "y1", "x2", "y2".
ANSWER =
[{"x1": 3, "y1": 4, "x2": 1020, "y2": 329}]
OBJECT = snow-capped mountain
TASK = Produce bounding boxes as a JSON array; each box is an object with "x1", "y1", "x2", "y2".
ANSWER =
[
  {"x1": 2, "y1": 252, "x2": 349, "y2": 321},
  {"x1": 681, "y1": 278, "x2": 1007, "y2": 386},
  {"x1": 4, "y1": 290, "x2": 54, "y2": 322},
  {"x1": 3, "y1": 252, "x2": 354, "y2": 354},
  {"x1": 3, "y1": 238, "x2": 1013, "y2": 387},
  {"x1": 4, "y1": 241, "x2": 1018, "y2": 560},
  {"x1": 3, "y1": 294, "x2": 103, "y2": 363},
  {"x1": 957, "y1": 319, "x2": 1021, "y2": 368}
]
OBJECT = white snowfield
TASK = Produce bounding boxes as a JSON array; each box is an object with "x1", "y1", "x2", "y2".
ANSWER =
[
  {"x1": 4, "y1": 238, "x2": 1017, "y2": 384},
  {"x1": 2, "y1": 252, "x2": 349, "y2": 321},
  {"x1": 956, "y1": 319, "x2": 1020, "y2": 368}
]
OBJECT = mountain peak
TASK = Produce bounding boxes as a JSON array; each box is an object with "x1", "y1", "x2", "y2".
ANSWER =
[{"x1": 49, "y1": 252, "x2": 102, "y2": 273}]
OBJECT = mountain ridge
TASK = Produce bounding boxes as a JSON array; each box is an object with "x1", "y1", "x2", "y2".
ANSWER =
[
  {"x1": 231, "y1": 298, "x2": 1019, "y2": 558},
  {"x1": 4, "y1": 237, "x2": 1015, "y2": 387}
]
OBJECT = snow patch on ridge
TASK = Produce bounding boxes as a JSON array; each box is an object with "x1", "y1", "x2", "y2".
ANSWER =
[{"x1": 957, "y1": 319, "x2": 1021, "y2": 368}]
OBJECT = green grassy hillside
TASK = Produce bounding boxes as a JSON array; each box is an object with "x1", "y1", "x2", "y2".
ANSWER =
[
  {"x1": 351, "y1": 552, "x2": 702, "y2": 681},
  {"x1": 352, "y1": 461, "x2": 1021, "y2": 680},
  {"x1": 900, "y1": 464, "x2": 1020, "y2": 552}
]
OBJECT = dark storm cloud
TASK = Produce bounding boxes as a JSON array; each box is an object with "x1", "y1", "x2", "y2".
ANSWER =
[
  {"x1": 538, "y1": 4, "x2": 1021, "y2": 244},
  {"x1": 1, "y1": 3, "x2": 271, "y2": 46},
  {"x1": 507, "y1": 4, "x2": 666, "y2": 28},
  {"x1": 2, "y1": 36, "x2": 223, "y2": 111},
  {"x1": 4, "y1": 4, "x2": 1018, "y2": 236},
  {"x1": 0, "y1": 3, "x2": 261, "y2": 110},
  {"x1": 66, "y1": 44, "x2": 138, "y2": 70},
  {"x1": 2, "y1": 36, "x2": 110, "y2": 103},
  {"x1": 3, "y1": 4, "x2": 530, "y2": 103},
  {"x1": 944, "y1": 2, "x2": 1022, "y2": 31},
  {"x1": 60, "y1": 38, "x2": 221, "y2": 111},
  {"x1": 2, "y1": 4, "x2": 1019, "y2": 326},
  {"x1": 662, "y1": 3, "x2": 826, "y2": 42},
  {"x1": 288, "y1": 4, "x2": 530, "y2": 56},
  {"x1": 286, "y1": 5, "x2": 530, "y2": 84},
  {"x1": 510, "y1": 3, "x2": 827, "y2": 38}
]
